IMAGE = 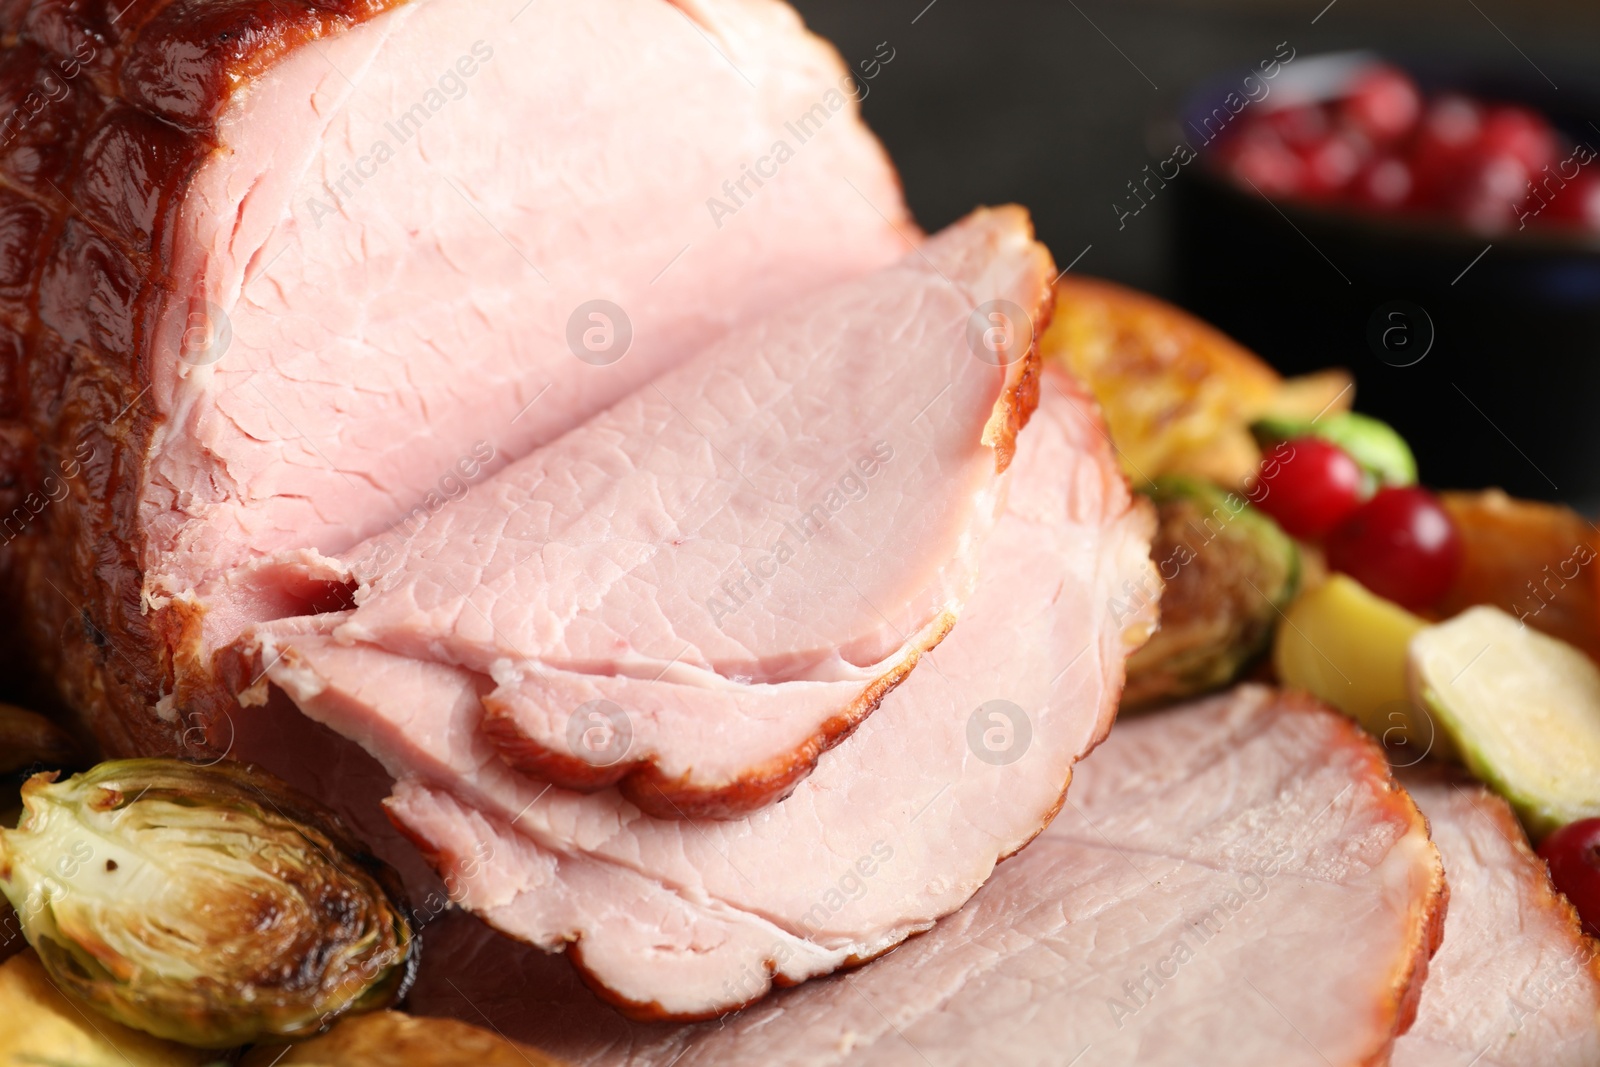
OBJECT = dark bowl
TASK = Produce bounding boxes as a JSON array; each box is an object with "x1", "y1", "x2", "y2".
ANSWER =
[{"x1": 1170, "y1": 51, "x2": 1600, "y2": 503}]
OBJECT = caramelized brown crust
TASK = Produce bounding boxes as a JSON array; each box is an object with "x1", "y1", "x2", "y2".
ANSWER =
[
  {"x1": 481, "y1": 610, "x2": 958, "y2": 820},
  {"x1": 0, "y1": 1, "x2": 407, "y2": 757},
  {"x1": 984, "y1": 219, "x2": 1052, "y2": 476}
]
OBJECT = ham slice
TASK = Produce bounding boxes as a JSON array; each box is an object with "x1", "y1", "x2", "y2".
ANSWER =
[
  {"x1": 237, "y1": 208, "x2": 1050, "y2": 817},
  {"x1": 402, "y1": 686, "x2": 1448, "y2": 1065},
  {"x1": 232, "y1": 363, "x2": 1156, "y2": 1017},
  {"x1": 0, "y1": 0, "x2": 911, "y2": 760},
  {"x1": 1393, "y1": 773, "x2": 1600, "y2": 1067}
]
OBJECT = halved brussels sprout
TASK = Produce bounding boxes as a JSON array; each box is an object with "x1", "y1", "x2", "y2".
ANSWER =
[
  {"x1": 0, "y1": 759, "x2": 416, "y2": 1048},
  {"x1": 1252, "y1": 411, "x2": 1417, "y2": 489},
  {"x1": 1123, "y1": 477, "x2": 1299, "y2": 710}
]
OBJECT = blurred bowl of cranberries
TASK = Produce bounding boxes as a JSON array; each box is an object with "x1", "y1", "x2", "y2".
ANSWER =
[
  {"x1": 1214, "y1": 62, "x2": 1597, "y2": 235},
  {"x1": 1171, "y1": 52, "x2": 1600, "y2": 504}
]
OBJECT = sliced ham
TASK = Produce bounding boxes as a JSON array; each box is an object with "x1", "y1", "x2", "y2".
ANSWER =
[
  {"x1": 236, "y1": 208, "x2": 1050, "y2": 817},
  {"x1": 0, "y1": 0, "x2": 910, "y2": 760},
  {"x1": 402, "y1": 686, "x2": 1447, "y2": 1065},
  {"x1": 231, "y1": 364, "x2": 1156, "y2": 1017},
  {"x1": 1393, "y1": 772, "x2": 1600, "y2": 1067}
]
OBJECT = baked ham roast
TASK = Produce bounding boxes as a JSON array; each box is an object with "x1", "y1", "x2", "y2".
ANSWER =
[
  {"x1": 0, "y1": 0, "x2": 911, "y2": 758},
  {"x1": 0, "y1": 0, "x2": 1169, "y2": 1015},
  {"x1": 241, "y1": 363, "x2": 1155, "y2": 1018},
  {"x1": 404, "y1": 686, "x2": 1449, "y2": 1063},
  {"x1": 235, "y1": 207, "x2": 1050, "y2": 818},
  {"x1": 1393, "y1": 773, "x2": 1600, "y2": 1067}
]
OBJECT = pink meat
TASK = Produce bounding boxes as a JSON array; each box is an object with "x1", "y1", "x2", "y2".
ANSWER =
[
  {"x1": 1393, "y1": 772, "x2": 1600, "y2": 1067},
  {"x1": 238, "y1": 364, "x2": 1157, "y2": 1018},
  {"x1": 403, "y1": 687, "x2": 1447, "y2": 1066},
  {"x1": 236, "y1": 208, "x2": 1050, "y2": 817},
  {"x1": 149, "y1": 0, "x2": 911, "y2": 607},
  {"x1": 18, "y1": 0, "x2": 912, "y2": 756}
]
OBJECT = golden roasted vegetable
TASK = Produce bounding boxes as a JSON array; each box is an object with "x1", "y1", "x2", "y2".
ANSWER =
[
  {"x1": 1043, "y1": 276, "x2": 1282, "y2": 487},
  {"x1": 1273, "y1": 574, "x2": 1444, "y2": 760},
  {"x1": 1123, "y1": 477, "x2": 1299, "y2": 710},
  {"x1": 0, "y1": 702, "x2": 84, "y2": 777},
  {"x1": 0, "y1": 950, "x2": 219, "y2": 1065},
  {"x1": 0, "y1": 759, "x2": 416, "y2": 1048},
  {"x1": 1253, "y1": 411, "x2": 1417, "y2": 489},
  {"x1": 1258, "y1": 367, "x2": 1354, "y2": 423},
  {"x1": 1436, "y1": 489, "x2": 1600, "y2": 662},
  {"x1": 1411, "y1": 606, "x2": 1600, "y2": 838},
  {"x1": 243, "y1": 1011, "x2": 568, "y2": 1066}
]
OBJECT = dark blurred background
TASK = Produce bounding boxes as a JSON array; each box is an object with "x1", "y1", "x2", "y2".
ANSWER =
[{"x1": 791, "y1": 0, "x2": 1600, "y2": 503}]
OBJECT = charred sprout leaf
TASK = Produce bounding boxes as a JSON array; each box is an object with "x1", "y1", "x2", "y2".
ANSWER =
[
  {"x1": 0, "y1": 702, "x2": 85, "y2": 778},
  {"x1": 242, "y1": 1011, "x2": 568, "y2": 1066},
  {"x1": 0, "y1": 759, "x2": 417, "y2": 1048},
  {"x1": 1252, "y1": 411, "x2": 1417, "y2": 489},
  {"x1": 1123, "y1": 477, "x2": 1299, "y2": 710}
]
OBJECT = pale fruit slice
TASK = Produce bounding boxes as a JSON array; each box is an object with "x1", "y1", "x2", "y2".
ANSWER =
[
  {"x1": 1409, "y1": 605, "x2": 1600, "y2": 838},
  {"x1": 1274, "y1": 574, "x2": 1440, "y2": 757}
]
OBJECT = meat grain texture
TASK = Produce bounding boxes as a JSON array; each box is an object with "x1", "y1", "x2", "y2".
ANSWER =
[
  {"x1": 1393, "y1": 773, "x2": 1600, "y2": 1067},
  {"x1": 250, "y1": 362, "x2": 1156, "y2": 1018},
  {"x1": 405, "y1": 686, "x2": 1448, "y2": 1065},
  {"x1": 236, "y1": 206, "x2": 1051, "y2": 819}
]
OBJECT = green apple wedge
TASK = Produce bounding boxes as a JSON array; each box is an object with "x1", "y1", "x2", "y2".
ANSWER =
[{"x1": 1409, "y1": 605, "x2": 1600, "y2": 839}]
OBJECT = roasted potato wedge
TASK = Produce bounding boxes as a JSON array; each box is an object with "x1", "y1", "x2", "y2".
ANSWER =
[
  {"x1": 1043, "y1": 276, "x2": 1282, "y2": 488},
  {"x1": 1436, "y1": 490, "x2": 1600, "y2": 661},
  {"x1": 1259, "y1": 367, "x2": 1354, "y2": 423},
  {"x1": 1043, "y1": 276, "x2": 1355, "y2": 491},
  {"x1": 0, "y1": 950, "x2": 220, "y2": 1065},
  {"x1": 242, "y1": 1011, "x2": 567, "y2": 1066}
]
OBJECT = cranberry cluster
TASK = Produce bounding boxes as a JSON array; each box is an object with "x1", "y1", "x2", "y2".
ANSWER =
[{"x1": 1217, "y1": 64, "x2": 1599, "y2": 234}]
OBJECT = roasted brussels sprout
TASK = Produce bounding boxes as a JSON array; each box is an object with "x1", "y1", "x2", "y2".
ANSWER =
[
  {"x1": 242, "y1": 1011, "x2": 567, "y2": 1066},
  {"x1": 1123, "y1": 477, "x2": 1300, "y2": 710},
  {"x1": 0, "y1": 759, "x2": 416, "y2": 1048},
  {"x1": 1252, "y1": 411, "x2": 1417, "y2": 489}
]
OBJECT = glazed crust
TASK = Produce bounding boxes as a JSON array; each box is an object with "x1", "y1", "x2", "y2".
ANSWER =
[{"x1": 0, "y1": 0, "x2": 406, "y2": 757}]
